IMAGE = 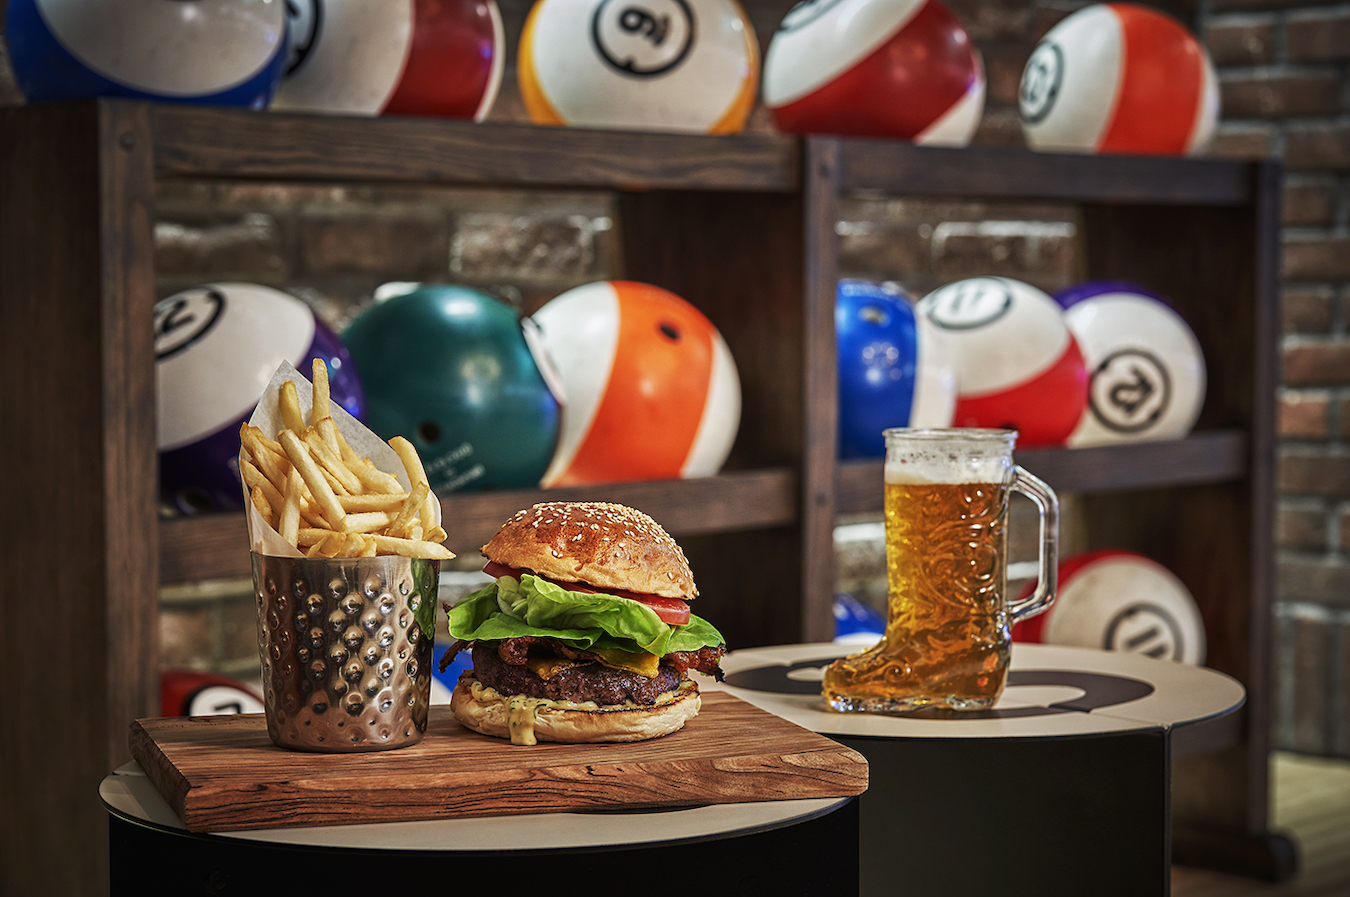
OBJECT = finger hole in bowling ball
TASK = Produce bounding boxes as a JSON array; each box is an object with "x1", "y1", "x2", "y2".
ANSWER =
[
  {"x1": 658, "y1": 322, "x2": 681, "y2": 342},
  {"x1": 418, "y1": 421, "x2": 441, "y2": 443}
]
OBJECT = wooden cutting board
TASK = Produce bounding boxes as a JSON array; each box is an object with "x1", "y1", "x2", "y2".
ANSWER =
[{"x1": 129, "y1": 691, "x2": 868, "y2": 833}]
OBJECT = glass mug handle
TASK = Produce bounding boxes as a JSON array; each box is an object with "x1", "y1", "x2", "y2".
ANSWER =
[{"x1": 1007, "y1": 466, "x2": 1059, "y2": 623}]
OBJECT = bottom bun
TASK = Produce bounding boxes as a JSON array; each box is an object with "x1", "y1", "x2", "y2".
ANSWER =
[{"x1": 450, "y1": 675, "x2": 702, "y2": 745}]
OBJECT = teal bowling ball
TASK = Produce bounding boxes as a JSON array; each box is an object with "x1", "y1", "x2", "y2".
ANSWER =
[{"x1": 342, "y1": 285, "x2": 562, "y2": 493}]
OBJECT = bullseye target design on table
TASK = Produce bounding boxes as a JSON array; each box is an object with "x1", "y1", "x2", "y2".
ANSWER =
[
  {"x1": 531, "y1": 280, "x2": 741, "y2": 487},
  {"x1": 762, "y1": 0, "x2": 985, "y2": 144},
  {"x1": 518, "y1": 0, "x2": 759, "y2": 133},
  {"x1": 272, "y1": 0, "x2": 505, "y2": 119},
  {"x1": 1018, "y1": 2, "x2": 1219, "y2": 155},
  {"x1": 914, "y1": 276, "x2": 1088, "y2": 446},
  {"x1": 710, "y1": 642, "x2": 1243, "y2": 740},
  {"x1": 4, "y1": 0, "x2": 288, "y2": 107}
]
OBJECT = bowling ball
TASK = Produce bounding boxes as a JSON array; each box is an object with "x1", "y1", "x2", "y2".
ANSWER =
[
  {"x1": 836, "y1": 279, "x2": 956, "y2": 459},
  {"x1": 1056, "y1": 280, "x2": 1206, "y2": 446},
  {"x1": 531, "y1": 280, "x2": 741, "y2": 486},
  {"x1": 1019, "y1": 2, "x2": 1218, "y2": 155},
  {"x1": 5, "y1": 0, "x2": 286, "y2": 107},
  {"x1": 915, "y1": 276, "x2": 1088, "y2": 447},
  {"x1": 155, "y1": 283, "x2": 365, "y2": 515},
  {"x1": 763, "y1": 0, "x2": 985, "y2": 144},
  {"x1": 517, "y1": 0, "x2": 759, "y2": 133},
  {"x1": 342, "y1": 284, "x2": 562, "y2": 493},
  {"x1": 274, "y1": 0, "x2": 505, "y2": 119}
]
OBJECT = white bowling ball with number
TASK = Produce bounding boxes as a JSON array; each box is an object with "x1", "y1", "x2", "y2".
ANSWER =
[
  {"x1": 1015, "y1": 550, "x2": 1206, "y2": 665},
  {"x1": 517, "y1": 0, "x2": 760, "y2": 133},
  {"x1": 1056, "y1": 281, "x2": 1206, "y2": 447},
  {"x1": 1018, "y1": 2, "x2": 1218, "y2": 155}
]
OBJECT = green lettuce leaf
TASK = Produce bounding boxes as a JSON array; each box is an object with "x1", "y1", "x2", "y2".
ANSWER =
[{"x1": 446, "y1": 575, "x2": 724, "y2": 657}]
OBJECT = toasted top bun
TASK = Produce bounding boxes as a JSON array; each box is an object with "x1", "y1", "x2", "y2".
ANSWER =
[{"x1": 481, "y1": 501, "x2": 697, "y2": 599}]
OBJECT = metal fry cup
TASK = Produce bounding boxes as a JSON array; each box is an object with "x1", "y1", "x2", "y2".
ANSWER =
[{"x1": 253, "y1": 552, "x2": 438, "y2": 752}]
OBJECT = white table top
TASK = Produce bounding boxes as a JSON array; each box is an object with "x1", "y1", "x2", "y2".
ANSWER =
[
  {"x1": 100, "y1": 761, "x2": 850, "y2": 851},
  {"x1": 707, "y1": 642, "x2": 1245, "y2": 741}
]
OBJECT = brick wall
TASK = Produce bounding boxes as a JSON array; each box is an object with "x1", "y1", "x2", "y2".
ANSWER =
[{"x1": 3, "y1": 0, "x2": 1348, "y2": 754}]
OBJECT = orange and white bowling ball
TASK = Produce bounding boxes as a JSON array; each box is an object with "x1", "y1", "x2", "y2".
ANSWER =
[
  {"x1": 915, "y1": 276, "x2": 1088, "y2": 447},
  {"x1": 273, "y1": 0, "x2": 504, "y2": 120},
  {"x1": 762, "y1": 0, "x2": 985, "y2": 144},
  {"x1": 1013, "y1": 550, "x2": 1206, "y2": 665},
  {"x1": 518, "y1": 0, "x2": 759, "y2": 133},
  {"x1": 1018, "y1": 3, "x2": 1218, "y2": 155},
  {"x1": 531, "y1": 281, "x2": 741, "y2": 487}
]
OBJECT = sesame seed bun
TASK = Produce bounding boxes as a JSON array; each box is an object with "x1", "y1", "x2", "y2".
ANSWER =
[{"x1": 480, "y1": 501, "x2": 698, "y2": 599}]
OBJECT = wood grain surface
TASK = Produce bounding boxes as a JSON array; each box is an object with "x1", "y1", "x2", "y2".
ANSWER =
[{"x1": 129, "y1": 692, "x2": 868, "y2": 833}]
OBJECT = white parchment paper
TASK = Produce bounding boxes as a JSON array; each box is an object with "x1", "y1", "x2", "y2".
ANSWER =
[{"x1": 240, "y1": 360, "x2": 441, "y2": 556}]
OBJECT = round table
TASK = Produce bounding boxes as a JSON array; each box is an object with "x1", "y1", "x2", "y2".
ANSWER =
[
  {"x1": 709, "y1": 642, "x2": 1246, "y2": 897},
  {"x1": 102, "y1": 762, "x2": 858, "y2": 896}
]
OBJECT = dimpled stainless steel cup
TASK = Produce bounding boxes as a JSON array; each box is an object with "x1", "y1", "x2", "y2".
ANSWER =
[{"x1": 253, "y1": 552, "x2": 437, "y2": 752}]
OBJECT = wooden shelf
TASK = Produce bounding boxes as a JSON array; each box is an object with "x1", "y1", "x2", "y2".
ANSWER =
[
  {"x1": 149, "y1": 105, "x2": 801, "y2": 191},
  {"x1": 160, "y1": 467, "x2": 799, "y2": 586},
  {"x1": 0, "y1": 100, "x2": 1288, "y2": 893},
  {"x1": 836, "y1": 139, "x2": 1257, "y2": 205}
]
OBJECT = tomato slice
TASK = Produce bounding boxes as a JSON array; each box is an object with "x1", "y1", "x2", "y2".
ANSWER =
[{"x1": 482, "y1": 560, "x2": 692, "y2": 626}]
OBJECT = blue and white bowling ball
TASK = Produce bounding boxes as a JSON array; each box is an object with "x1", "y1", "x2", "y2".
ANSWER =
[
  {"x1": 4, "y1": 0, "x2": 287, "y2": 107},
  {"x1": 836, "y1": 279, "x2": 956, "y2": 459},
  {"x1": 1055, "y1": 280, "x2": 1206, "y2": 446},
  {"x1": 155, "y1": 283, "x2": 365, "y2": 515}
]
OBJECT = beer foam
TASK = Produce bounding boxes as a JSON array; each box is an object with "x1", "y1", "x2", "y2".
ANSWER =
[{"x1": 883, "y1": 439, "x2": 1014, "y2": 485}]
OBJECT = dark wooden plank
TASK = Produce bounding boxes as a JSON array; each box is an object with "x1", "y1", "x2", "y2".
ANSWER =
[
  {"x1": 160, "y1": 468, "x2": 800, "y2": 586},
  {"x1": 838, "y1": 140, "x2": 1254, "y2": 205},
  {"x1": 129, "y1": 693, "x2": 869, "y2": 832},
  {"x1": 834, "y1": 432, "x2": 1251, "y2": 516},
  {"x1": 149, "y1": 103, "x2": 800, "y2": 191},
  {"x1": 801, "y1": 139, "x2": 844, "y2": 643},
  {"x1": 0, "y1": 101, "x2": 158, "y2": 897}
]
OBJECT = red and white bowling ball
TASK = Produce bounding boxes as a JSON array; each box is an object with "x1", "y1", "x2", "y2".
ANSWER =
[
  {"x1": 531, "y1": 280, "x2": 741, "y2": 486},
  {"x1": 1013, "y1": 550, "x2": 1206, "y2": 665},
  {"x1": 1018, "y1": 3, "x2": 1218, "y2": 155},
  {"x1": 161, "y1": 670, "x2": 265, "y2": 718},
  {"x1": 517, "y1": 0, "x2": 759, "y2": 133},
  {"x1": 914, "y1": 277, "x2": 1088, "y2": 447},
  {"x1": 4, "y1": 0, "x2": 287, "y2": 107},
  {"x1": 272, "y1": 0, "x2": 504, "y2": 120},
  {"x1": 762, "y1": 0, "x2": 985, "y2": 144},
  {"x1": 1056, "y1": 280, "x2": 1206, "y2": 446},
  {"x1": 155, "y1": 283, "x2": 365, "y2": 515}
]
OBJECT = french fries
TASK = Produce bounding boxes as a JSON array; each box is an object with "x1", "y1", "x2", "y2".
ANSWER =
[{"x1": 239, "y1": 358, "x2": 454, "y2": 561}]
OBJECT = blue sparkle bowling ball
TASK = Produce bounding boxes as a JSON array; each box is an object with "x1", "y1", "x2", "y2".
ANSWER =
[
  {"x1": 342, "y1": 284, "x2": 562, "y2": 493},
  {"x1": 5, "y1": 0, "x2": 287, "y2": 107},
  {"x1": 836, "y1": 279, "x2": 957, "y2": 458}
]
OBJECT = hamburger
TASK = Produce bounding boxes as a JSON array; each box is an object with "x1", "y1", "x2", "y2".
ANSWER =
[{"x1": 441, "y1": 501, "x2": 726, "y2": 745}]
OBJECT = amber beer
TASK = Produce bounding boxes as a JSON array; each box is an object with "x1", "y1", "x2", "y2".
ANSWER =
[{"x1": 823, "y1": 428, "x2": 1058, "y2": 713}]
